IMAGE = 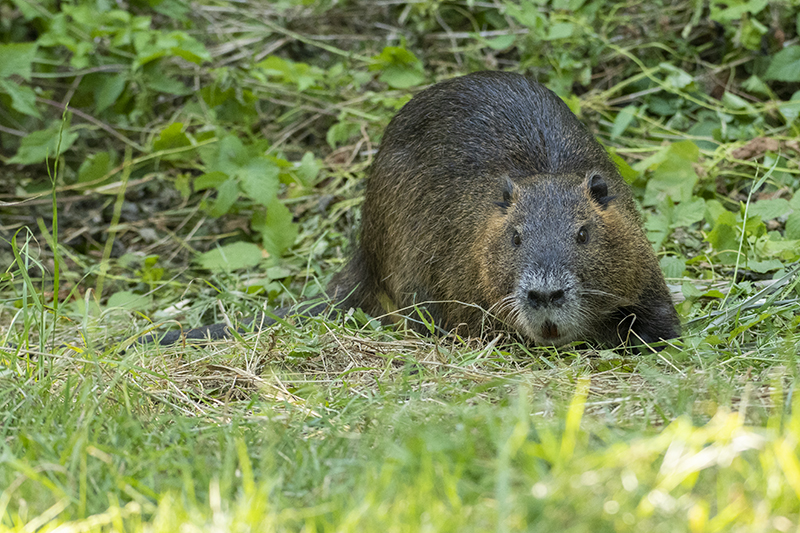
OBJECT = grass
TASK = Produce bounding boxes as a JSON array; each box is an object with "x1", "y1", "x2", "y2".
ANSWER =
[{"x1": 2, "y1": 0, "x2": 800, "y2": 530}]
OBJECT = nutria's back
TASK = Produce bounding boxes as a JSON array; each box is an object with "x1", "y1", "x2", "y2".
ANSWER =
[{"x1": 331, "y1": 71, "x2": 680, "y2": 347}]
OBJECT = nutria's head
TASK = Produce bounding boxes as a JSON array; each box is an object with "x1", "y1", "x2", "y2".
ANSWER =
[{"x1": 477, "y1": 173, "x2": 646, "y2": 346}]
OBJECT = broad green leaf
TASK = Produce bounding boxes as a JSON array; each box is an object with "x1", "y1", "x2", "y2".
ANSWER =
[
  {"x1": 660, "y1": 256, "x2": 686, "y2": 278},
  {"x1": 202, "y1": 135, "x2": 248, "y2": 174},
  {"x1": 107, "y1": 290, "x2": 148, "y2": 310},
  {"x1": 710, "y1": 0, "x2": 768, "y2": 23},
  {"x1": 644, "y1": 210, "x2": 670, "y2": 250},
  {"x1": 8, "y1": 123, "x2": 78, "y2": 165},
  {"x1": 608, "y1": 150, "x2": 638, "y2": 184},
  {"x1": 785, "y1": 212, "x2": 800, "y2": 240},
  {"x1": 705, "y1": 210, "x2": 739, "y2": 253},
  {"x1": 95, "y1": 74, "x2": 127, "y2": 112},
  {"x1": 239, "y1": 161, "x2": 280, "y2": 207},
  {"x1": 561, "y1": 94, "x2": 581, "y2": 115},
  {"x1": 78, "y1": 151, "x2": 114, "y2": 185},
  {"x1": 295, "y1": 152, "x2": 321, "y2": 186},
  {"x1": 704, "y1": 199, "x2": 728, "y2": 226},
  {"x1": 661, "y1": 63, "x2": 694, "y2": 90},
  {"x1": 504, "y1": 0, "x2": 545, "y2": 29},
  {"x1": 379, "y1": 66, "x2": 426, "y2": 89},
  {"x1": 0, "y1": 42, "x2": 38, "y2": 79},
  {"x1": 209, "y1": 178, "x2": 239, "y2": 218},
  {"x1": 256, "y1": 56, "x2": 322, "y2": 91},
  {"x1": 484, "y1": 34, "x2": 516, "y2": 50},
  {"x1": 196, "y1": 242, "x2": 263, "y2": 272},
  {"x1": 0, "y1": 78, "x2": 41, "y2": 117},
  {"x1": 672, "y1": 197, "x2": 706, "y2": 227},
  {"x1": 146, "y1": 74, "x2": 192, "y2": 96},
  {"x1": 610, "y1": 105, "x2": 636, "y2": 139},
  {"x1": 643, "y1": 141, "x2": 699, "y2": 206},
  {"x1": 545, "y1": 22, "x2": 574, "y2": 40},
  {"x1": 747, "y1": 198, "x2": 791, "y2": 221},
  {"x1": 764, "y1": 45, "x2": 800, "y2": 82},
  {"x1": 741, "y1": 75, "x2": 771, "y2": 97},
  {"x1": 722, "y1": 92, "x2": 755, "y2": 112},
  {"x1": 746, "y1": 259, "x2": 784, "y2": 273},
  {"x1": 778, "y1": 91, "x2": 800, "y2": 124},
  {"x1": 253, "y1": 199, "x2": 298, "y2": 258},
  {"x1": 194, "y1": 171, "x2": 228, "y2": 191},
  {"x1": 740, "y1": 16, "x2": 768, "y2": 50},
  {"x1": 757, "y1": 236, "x2": 800, "y2": 261},
  {"x1": 370, "y1": 47, "x2": 426, "y2": 89},
  {"x1": 134, "y1": 31, "x2": 210, "y2": 68},
  {"x1": 153, "y1": 122, "x2": 191, "y2": 151},
  {"x1": 326, "y1": 121, "x2": 362, "y2": 149}
]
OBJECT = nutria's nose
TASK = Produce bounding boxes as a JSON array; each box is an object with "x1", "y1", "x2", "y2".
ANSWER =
[{"x1": 527, "y1": 289, "x2": 566, "y2": 308}]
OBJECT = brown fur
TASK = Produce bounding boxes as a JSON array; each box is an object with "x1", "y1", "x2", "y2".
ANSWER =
[{"x1": 328, "y1": 71, "x2": 680, "y2": 348}]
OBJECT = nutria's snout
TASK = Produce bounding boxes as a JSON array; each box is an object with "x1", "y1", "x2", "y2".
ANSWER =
[
  {"x1": 527, "y1": 288, "x2": 568, "y2": 309},
  {"x1": 514, "y1": 270, "x2": 582, "y2": 345}
]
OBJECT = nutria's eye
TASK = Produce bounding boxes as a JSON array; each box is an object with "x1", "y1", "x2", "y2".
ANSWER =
[
  {"x1": 512, "y1": 230, "x2": 521, "y2": 247},
  {"x1": 577, "y1": 226, "x2": 588, "y2": 244}
]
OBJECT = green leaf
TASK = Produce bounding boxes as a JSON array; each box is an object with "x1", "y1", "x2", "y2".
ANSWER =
[
  {"x1": 0, "y1": 42, "x2": 38, "y2": 79},
  {"x1": 740, "y1": 16, "x2": 768, "y2": 50},
  {"x1": 134, "y1": 31, "x2": 211, "y2": 68},
  {"x1": 239, "y1": 161, "x2": 280, "y2": 207},
  {"x1": 153, "y1": 122, "x2": 191, "y2": 151},
  {"x1": 256, "y1": 56, "x2": 322, "y2": 91},
  {"x1": 209, "y1": 178, "x2": 239, "y2": 218},
  {"x1": 705, "y1": 210, "x2": 739, "y2": 253},
  {"x1": 370, "y1": 47, "x2": 426, "y2": 89},
  {"x1": 710, "y1": 0, "x2": 768, "y2": 23},
  {"x1": 661, "y1": 63, "x2": 694, "y2": 90},
  {"x1": 0, "y1": 78, "x2": 41, "y2": 117},
  {"x1": 483, "y1": 34, "x2": 516, "y2": 50},
  {"x1": 672, "y1": 197, "x2": 706, "y2": 227},
  {"x1": 95, "y1": 74, "x2": 127, "y2": 113},
  {"x1": 643, "y1": 141, "x2": 699, "y2": 206},
  {"x1": 545, "y1": 22, "x2": 574, "y2": 40},
  {"x1": 722, "y1": 92, "x2": 755, "y2": 112},
  {"x1": 295, "y1": 152, "x2": 321, "y2": 186},
  {"x1": 196, "y1": 242, "x2": 264, "y2": 272},
  {"x1": 659, "y1": 256, "x2": 686, "y2": 278},
  {"x1": 504, "y1": 0, "x2": 545, "y2": 29},
  {"x1": 194, "y1": 171, "x2": 228, "y2": 191},
  {"x1": 764, "y1": 45, "x2": 800, "y2": 82},
  {"x1": 252, "y1": 199, "x2": 298, "y2": 258},
  {"x1": 778, "y1": 91, "x2": 800, "y2": 124},
  {"x1": 146, "y1": 74, "x2": 192, "y2": 96},
  {"x1": 745, "y1": 259, "x2": 784, "y2": 273},
  {"x1": 610, "y1": 105, "x2": 636, "y2": 139},
  {"x1": 785, "y1": 212, "x2": 800, "y2": 240},
  {"x1": 326, "y1": 121, "x2": 362, "y2": 149},
  {"x1": 747, "y1": 198, "x2": 791, "y2": 221},
  {"x1": 8, "y1": 123, "x2": 78, "y2": 165},
  {"x1": 78, "y1": 151, "x2": 114, "y2": 185},
  {"x1": 107, "y1": 290, "x2": 149, "y2": 310},
  {"x1": 379, "y1": 66, "x2": 426, "y2": 89},
  {"x1": 201, "y1": 135, "x2": 248, "y2": 173},
  {"x1": 741, "y1": 75, "x2": 771, "y2": 97}
]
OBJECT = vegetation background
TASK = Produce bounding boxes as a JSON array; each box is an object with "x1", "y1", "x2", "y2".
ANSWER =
[{"x1": 2, "y1": 0, "x2": 800, "y2": 530}]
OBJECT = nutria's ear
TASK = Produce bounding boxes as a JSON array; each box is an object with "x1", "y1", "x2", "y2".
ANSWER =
[
  {"x1": 495, "y1": 176, "x2": 517, "y2": 211},
  {"x1": 588, "y1": 174, "x2": 614, "y2": 209}
]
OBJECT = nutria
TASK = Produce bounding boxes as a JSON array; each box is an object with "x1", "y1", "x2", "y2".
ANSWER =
[{"x1": 141, "y1": 71, "x2": 680, "y2": 349}]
